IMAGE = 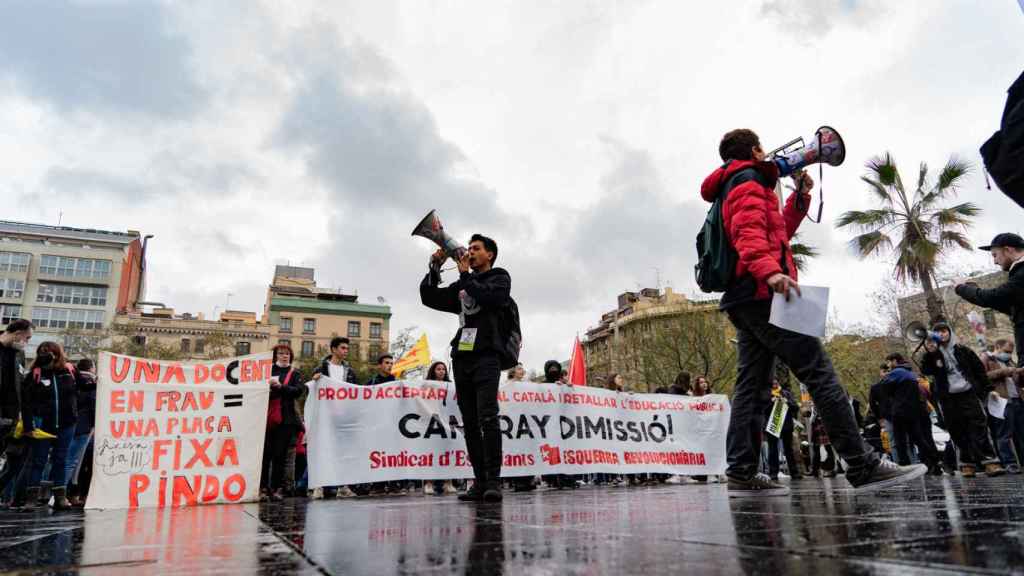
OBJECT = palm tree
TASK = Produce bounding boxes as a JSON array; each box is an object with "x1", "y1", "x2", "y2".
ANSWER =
[
  {"x1": 790, "y1": 234, "x2": 819, "y2": 273},
  {"x1": 836, "y1": 152, "x2": 978, "y2": 323}
]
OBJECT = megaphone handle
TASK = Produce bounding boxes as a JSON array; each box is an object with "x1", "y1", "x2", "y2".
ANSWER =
[{"x1": 803, "y1": 136, "x2": 825, "y2": 224}]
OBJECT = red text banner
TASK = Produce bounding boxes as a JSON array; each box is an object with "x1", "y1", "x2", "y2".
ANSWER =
[
  {"x1": 86, "y1": 352, "x2": 271, "y2": 509},
  {"x1": 305, "y1": 379, "x2": 729, "y2": 487}
]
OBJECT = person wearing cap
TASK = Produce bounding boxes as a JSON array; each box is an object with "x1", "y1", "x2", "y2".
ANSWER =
[
  {"x1": 920, "y1": 319, "x2": 1005, "y2": 478},
  {"x1": 955, "y1": 232, "x2": 1024, "y2": 368}
]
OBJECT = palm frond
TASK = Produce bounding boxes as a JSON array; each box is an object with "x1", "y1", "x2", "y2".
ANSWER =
[
  {"x1": 915, "y1": 162, "x2": 928, "y2": 199},
  {"x1": 835, "y1": 209, "x2": 895, "y2": 231},
  {"x1": 939, "y1": 231, "x2": 973, "y2": 251},
  {"x1": 930, "y1": 202, "x2": 981, "y2": 227},
  {"x1": 865, "y1": 153, "x2": 900, "y2": 188},
  {"x1": 848, "y1": 231, "x2": 892, "y2": 258},
  {"x1": 861, "y1": 176, "x2": 895, "y2": 205},
  {"x1": 920, "y1": 156, "x2": 972, "y2": 206}
]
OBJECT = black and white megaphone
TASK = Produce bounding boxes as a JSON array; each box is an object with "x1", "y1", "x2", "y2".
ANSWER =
[
  {"x1": 904, "y1": 321, "x2": 931, "y2": 343},
  {"x1": 768, "y1": 125, "x2": 846, "y2": 177},
  {"x1": 411, "y1": 210, "x2": 466, "y2": 272}
]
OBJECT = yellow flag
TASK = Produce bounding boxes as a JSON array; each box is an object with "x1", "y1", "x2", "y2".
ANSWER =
[{"x1": 391, "y1": 334, "x2": 431, "y2": 377}]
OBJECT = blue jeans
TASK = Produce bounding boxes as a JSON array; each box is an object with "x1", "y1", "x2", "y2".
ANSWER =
[
  {"x1": 27, "y1": 426, "x2": 76, "y2": 488},
  {"x1": 65, "y1": 431, "x2": 93, "y2": 486}
]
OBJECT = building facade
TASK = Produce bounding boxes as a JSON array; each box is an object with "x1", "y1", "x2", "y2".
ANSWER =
[
  {"x1": 0, "y1": 220, "x2": 146, "y2": 356},
  {"x1": 111, "y1": 308, "x2": 273, "y2": 360},
  {"x1": 582, "y1": 288, "x2": 733, "y2": 392},
  {"x1": 263, "y1": 266, "x2": 391, "y2": 362}
]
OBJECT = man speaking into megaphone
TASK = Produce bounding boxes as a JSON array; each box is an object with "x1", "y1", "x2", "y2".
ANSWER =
[{"x1": 700, "y1": 128, "x2": 928, "y2": 497}]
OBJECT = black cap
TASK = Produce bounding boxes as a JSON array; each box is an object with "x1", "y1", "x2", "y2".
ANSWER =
[{"x1": 978, "y1": 233, "x2": 1024, "y2": 251}]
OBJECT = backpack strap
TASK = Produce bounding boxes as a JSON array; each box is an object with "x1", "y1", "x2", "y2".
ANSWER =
[
  {"x1": 282, "y1": 369, "x2": 295, "y2": 387},
  {"x1": 719, "y1": 165, "x2": 769, "y2": 200}
]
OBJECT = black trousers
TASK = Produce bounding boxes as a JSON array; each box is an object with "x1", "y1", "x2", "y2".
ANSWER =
[
  {"x1": 767, "y1": 415, "x2": 800, "y2": 477},
  {"x1": 725, "y1": 301, "x2": 877, "y2": 481},
  {"x1": 892, "y1": 409, "x2": 939, "y2": 467},
  {"x1": 454, "y1": 354, "x2": 502, "y2": 484},
  {"x1": 940, "y1": 392, "x2": 998, "y2": 467},
  {"x1": 262, "y1": 425, "x2": 297, "y2": 491}
]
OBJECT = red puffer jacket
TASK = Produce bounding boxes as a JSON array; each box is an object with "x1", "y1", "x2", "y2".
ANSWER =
[{"x1": 700, "y1": 160, "x2": 810, "y2": 301}]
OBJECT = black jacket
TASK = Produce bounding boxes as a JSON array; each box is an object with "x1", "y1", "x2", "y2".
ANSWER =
[
  {"x1": 956, "y1": 263, "x2": 1024, "y2": 367},
  {"x1": 881, "y1": 364, "x2": 926, "y2": 418},
  {"x1": 366, "y1": 373, "x2": 396, "y2": 386},
  {"x1": 420, "y1": 266, "x2": 512, "y2": 358},
  {"x1": 74, "y1": 370, "x2": 98, "y2": 435},
  {"x1": 0, "y1": 344, "x2": 27, "y2": 422},
  {"x1": 23, "y1": 365, "x2": 77, "y2": 434},
  {"x1": 313, "y1": 356, "x2": 358, "y2": 384},
  {"x1": 869, "y1": 380, "x2": 891, "y2": 420},
  {"x1": 920, "y1": 344, "x2": 991, "y2": 401},
  {"x1": 980, "y1": 69, "x2": 1024, "y2": 208},
  {"x1": 271, "y1": 364, "x2": 304, "y2": 428}
]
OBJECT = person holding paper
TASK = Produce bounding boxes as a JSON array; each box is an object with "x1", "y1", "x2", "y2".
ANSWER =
[
  {"x1": 701, "y1": 128, "x2": 926, "y2": 496},
  {"x1": 982, "y1": 340, "x2": 1022, "y2": 474}
]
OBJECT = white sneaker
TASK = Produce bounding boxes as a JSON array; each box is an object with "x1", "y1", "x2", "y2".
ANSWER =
[
  {"x1": 665, "y1": 475, "x2": 682, "y2": 485},
  {"x1": 423, "y1": 483, "x2": 436, "y2": 495},
  {"x1": 443, "y1": 481, "x2": 458, "y2": 495},
  {"x1": 336, "y1": 486, "x2": 357, "y2": 498},
  {"x1": 310, "y1": 487, "x2": 324, "y2": 500}
]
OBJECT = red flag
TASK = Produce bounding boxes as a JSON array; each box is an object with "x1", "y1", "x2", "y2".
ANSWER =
[{"x1": 567, "y1": 336, "x2": 587, "y2": 386}]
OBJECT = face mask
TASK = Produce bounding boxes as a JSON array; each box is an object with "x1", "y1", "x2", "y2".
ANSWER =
[
  {"x1": 36, "y1": 352, "x2": 54, "y2": 367},
  {"x1": 995, "y1": 352, "x2": 1012, "y2": 362}
]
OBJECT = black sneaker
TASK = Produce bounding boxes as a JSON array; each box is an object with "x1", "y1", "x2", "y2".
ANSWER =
[
  {"x1": 482, "y1": 482, "x2": 503, "y2": 503},
  {"x1": 727, "y1": 473, "x2": 790, "y2": 498},
  {"x1": 848, "y1": 460, "x2": 927, "y2": 492},
  {"x1": 458, "y1": 483, "x2": 485, "y2": 502}
]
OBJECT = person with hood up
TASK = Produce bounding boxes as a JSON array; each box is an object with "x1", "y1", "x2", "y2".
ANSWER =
[
  {"x1": 920, "y1": 320, "x2": 1005, "y2": 478},
  {"x1": 421, "y1": 234, "x2": 511, "y2": 502},
  {"x1": 702, "y1": 128, "x2": 925, "y2": 496},
  {"x1": 881, "y1": 353, "x2": 942, "y2": 475}
]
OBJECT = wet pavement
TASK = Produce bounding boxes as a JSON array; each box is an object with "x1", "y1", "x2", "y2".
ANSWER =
[{"x1": 2, "y1": 475, "x2": 1023, "y2": 575}]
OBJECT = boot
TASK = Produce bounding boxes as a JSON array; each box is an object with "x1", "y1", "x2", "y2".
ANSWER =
[
  {"x1": 458, "y1": 480, "x2": 486, "y2": 502},
  {"x1": 984, "y1": 463, "x2": 1006, "y2": 477},
  {"x1": 38, "y1": 481, "x2": 53, "y2": 505},
  {"x1": 51, "y1": 487, "x2": 71, "y2": 511},
  {"x1": 960, "y1": 465, "x2": 976, "y2": 478},
  {"x1": 482, "y1": 480, "x2": 503, "y2": 502},
  {"x1": 16, "y1": 487, "x2": 40, "y2": 510}
]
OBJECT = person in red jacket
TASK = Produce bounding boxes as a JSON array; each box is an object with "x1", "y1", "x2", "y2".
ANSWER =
[{"x1": 702, "y1": 128, "x2": 927, "y2": 496}]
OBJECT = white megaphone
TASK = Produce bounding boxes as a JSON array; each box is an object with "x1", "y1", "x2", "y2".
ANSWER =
[
  {"x1": 411, "y1": 210, "x2": 466, "y2": 273},
  {"x1": 769, "y1": 126, "x2": 846, "y2": 177}
]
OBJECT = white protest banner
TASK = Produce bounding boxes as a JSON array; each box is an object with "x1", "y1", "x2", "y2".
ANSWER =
[
  {"x1": 765, "y1": 397, "x2": 789, "y2": 438},
  {"x1": 86, "y1": 352, "x2": 271, "y2": 509},
  {"x1": 305, "y1": 379, "x2": 728, "y2": 487}
]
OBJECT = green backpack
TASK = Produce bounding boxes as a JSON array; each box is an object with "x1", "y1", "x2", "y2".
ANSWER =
[{"x1": 694, "y1": 166, "x2": 768, "y2": 293}]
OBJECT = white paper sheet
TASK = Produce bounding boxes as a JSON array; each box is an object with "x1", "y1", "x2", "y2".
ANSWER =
[
  {"x1": 769, "y1": 285, "x2": 829, "y2": 338},
  {"x1": 987, "y1": 392, "x2": 1008, "y2": 420}
]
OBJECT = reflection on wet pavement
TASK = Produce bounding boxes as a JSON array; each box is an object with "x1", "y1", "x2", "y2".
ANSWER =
[{"x1": 2, "y1": 475, "x2": 1023, "y2": 574}]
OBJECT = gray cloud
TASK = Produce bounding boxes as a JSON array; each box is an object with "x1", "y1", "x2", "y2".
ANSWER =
[
  {"x1": 759, "y1": 0, "x2": 886, "y2": 39},
  {"x1": 0, "y1": 1, "x2": 205, "y2": 117},
  {"x1": 44, "y1": 167, "x2": 147, "y2": 200}
]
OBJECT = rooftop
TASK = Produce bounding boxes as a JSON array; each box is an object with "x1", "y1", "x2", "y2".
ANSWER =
[
  {"x1": 0, "y1": 220, "x2": 140, "y2": 246},
  {"x1": 269, "y1": 296, "x2": 391, "y2": 318}
]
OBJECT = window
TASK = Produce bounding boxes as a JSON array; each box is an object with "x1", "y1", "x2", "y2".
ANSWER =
[
  {"x1": 181, "y1": 338, "x2": 191, "y2": 353},
  {"x1": 132, "y1": 335, "x2": 147, "y2": 347},
  {"x1": 368, "y1": 343, "x2": 383, "y2": 360},
  {"x1": 194, "y1": 339, "x2": 206, "y2": 354},
  {"x1": 0, "y1": 251, "x2": 30, "y2": 273},
  {"x1": 0, "y1": 304, "x2": 22, "y2": 325},
  {"x1": 32, "y1": 307, "x2": 103, "y2": 329},
  {"x1": 301, "y1": 341, "x2": 315, "y2": 358},
  {"x1": 0, "y1": 278, "x2": 25, "y2": 299},
  {"x1": 278, "y1": 339, "x2": 292, "y2": 347},
  {"x1": 280, "y1": 317, "x2": 292, "y2": 333},
  {"x1": 370, "y1": 322, "x2": 382, "y2": 339},
  {"x1": 235, "y1": 341, "x2": 251, "y2": 356},
  {"x1": 303, "y1": 318, "x2": 316, "y2": 334},
  {"x1": 36, "y1": 283, "x2": 106, "y2": 306},
  {"x1": 39, "y1": 255, "x2": 112, "y2": 278},
  {"x1": 347, "y1": 321, "x2": 361, "y2": 338}
]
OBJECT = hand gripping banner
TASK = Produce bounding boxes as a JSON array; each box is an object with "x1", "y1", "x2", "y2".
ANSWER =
[
  {"x1": 86, "y1": 352, "x2": 272, "y2": 509},
  {"x1": 305, "y1": 379, "x2": 729, "y2": 487}
]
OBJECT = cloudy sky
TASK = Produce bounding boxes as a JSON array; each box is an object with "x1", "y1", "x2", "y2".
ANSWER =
[{"x1": 2, "y1": 0, "x2": 1022, "y2": 370}]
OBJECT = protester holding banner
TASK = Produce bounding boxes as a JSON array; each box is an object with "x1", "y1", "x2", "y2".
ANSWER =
[
  {"x1": 12, "y1": 341, "x2": 77, "y2": 510},
  {"x1": 765, "y1": 380, "x2": 801, "y2": 481},
  {"x1": 262, "y1": 344, "x2": 304, "y2": 502},
  {"x1": 313, "y1": 337, "x2": 360, "y2": 385},
  {"x1": 366, "y1": 356, "x2": 397, "y2": 386},
  {"x1": 0, "y1": 319, "x2": 33, "y2": 506},
  {"x1": 423, "y1": 361, "x2": 459, "y2": 496},
  {"x1": 420, "y1": 235, "x2": 512, "y2": 502},
  {"x1": 66, "y1": 358, "x2": 97, "y2": 507}
]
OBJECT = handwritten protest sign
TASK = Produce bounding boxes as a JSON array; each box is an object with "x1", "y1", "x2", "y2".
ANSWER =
[{"x1": 86, "y1": 352, "x2": 271, "y2": 509}]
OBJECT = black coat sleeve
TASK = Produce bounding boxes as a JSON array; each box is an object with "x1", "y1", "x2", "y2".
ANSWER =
[
  {"x1": 920, "y1": 352, "x2": 941, "y2": 378},
  {"x1": 420, "y1": 272, "x2": 461, "y2": 314},
  {"x1": 458, "y1": 269, "x2": 511, "y2": 308},
  {"x1": 955, "y1": 279, "x2": 1020, "y2": 316},
  {"x1": 960, "y1": 347, "x2": 993, "y2": 394}
]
